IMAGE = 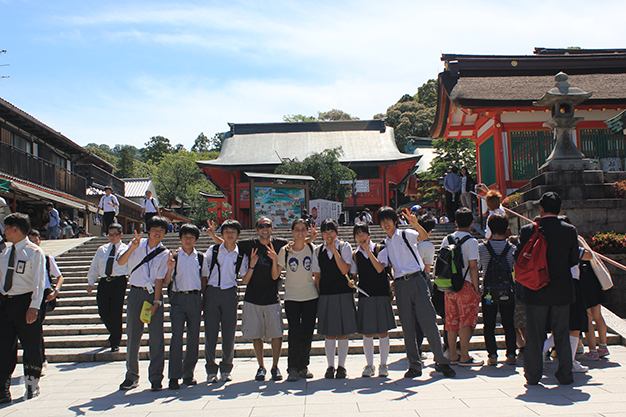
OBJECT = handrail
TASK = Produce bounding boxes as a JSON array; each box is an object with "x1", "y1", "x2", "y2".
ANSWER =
[{"x1": 470, "y1": 190, "x2": 626, "y2": 273}]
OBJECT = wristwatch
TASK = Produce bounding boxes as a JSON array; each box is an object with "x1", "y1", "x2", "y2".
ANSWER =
[{"x1": 153, "y1": 300, "x2": 162, "y2": 306}]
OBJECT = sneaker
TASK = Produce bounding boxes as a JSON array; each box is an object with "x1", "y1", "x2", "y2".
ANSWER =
[
  {"x1": 404, "y1": 367, "x2": 422, "y2": 378},
  {"x1": 572, "y1": 360, "x2": 589, "y2": 373},
  {"x1": 40, "y1": 361, "x2": 48, "y2": 377},
  {"x1": 487, "y1": 354, "x2": 498, "y2": 366},
  {"x1": 378, "y1": 364, "x2": 389, "y2": 377},
  {"x1": 255, "y1": 367, "x2": 266, "y2": 381},
  {"x1": 182, "y1": 377, "x2": 197, "y2": 386},
  {"x1": 598, "y1": 345, "x2": 610, "y2": 358},
  {"x1": 119, "y1": 378, "x2": 139, "y2": 390},
  {"x1": 435, "y1": 363, "x2": 456, "y2": 378},
  {"x1": 287, "y1": 369, "x2": 299, "y2": 382},
  {"x1": 458, "y1": 357, "x2": 484, "y2": 367},
  {"x1": 506, "y1": 355, "x2": 517, "y2": 366},
  {"x1": 270, "y1": 367, "x2": 283, "y2": 381},
  {"x1": 419, "y1": 351, "x2": 427, "y2": 361},
  {"x1": 168, "y1": 379, "x2": 180, "y2": 390},
  {"x1": 298, "y1": 368, "x2": 313, "y2": 379},
  {"x1": 24, "y1": 376, "x2": 40, "y2": 400},
  {"x1": 220, "y1": 372, "x2": 232, "y2": 382},
  {"x1": 577, "y1": 351, "x2": 599, "y2": 361},
  {"x1": 324, "y1": 367, "x2": 335, "y2": 379},
  {"x1": 207, "y1": 374, "x2": 219, "y2": 384},
  {"x1": 151, "y1": 382, "x2": 162, "y2": 391},
  {"x1": 335, "y1": 366, "x2": 347, "y2": 379},
  {"x1": 361, "y1": 365, "x2": 375, "y2": 377},
  {"x1": 543, "y1": 351, "x2": 552, "y2": 363}
]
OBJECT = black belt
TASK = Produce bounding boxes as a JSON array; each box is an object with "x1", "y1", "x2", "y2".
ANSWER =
[
  {"x1": 131, "y1": 285, "x2": 148, "y2": 290},
  {"x1": 0, "y1": 291, "x2": 32, "y2": 299},
  {"x1": 395, "y1": 270, "x2": 425, "y2": 281},
  {"x1": 172, "y1": 289, "x2": 201, "y2": 295},
  {"x1": 104, "y1": 275, "x2": 127, "y2": 282}
]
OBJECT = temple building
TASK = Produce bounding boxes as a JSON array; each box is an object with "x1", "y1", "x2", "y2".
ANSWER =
[
  {"x1": 430, "y1": 48, "x2": 626, "y2": 196},
  {"x1": 196, "y1": 120, "x2": 420, "y2": 227}
]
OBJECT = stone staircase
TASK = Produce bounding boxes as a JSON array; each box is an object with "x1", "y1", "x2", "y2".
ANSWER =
[{"x1": 29, "y1": 223, "x2": 621, "y2": 363}]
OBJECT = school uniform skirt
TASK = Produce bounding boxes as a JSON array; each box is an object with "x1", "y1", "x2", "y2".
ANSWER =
[
  {"x1": 569, "y1": 280, "x2": 589, "y2": 333},
  {"x1": 317, "y1": 293, "x2": 357, "y2": 336},
  {"x1": 356, "y1": 295, "x2": 397, "y2": 334},
  {"x1": 580, "y1": 261, "x2": 606, "y2": 309}
]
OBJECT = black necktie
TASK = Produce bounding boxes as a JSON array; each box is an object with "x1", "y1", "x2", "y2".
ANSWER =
[
  {"x1": 4, "y1": 245, "x2": 15, "y2": 293},
  {"x1": 105, "y1": 244, "x2": 116, "y2": 277}
]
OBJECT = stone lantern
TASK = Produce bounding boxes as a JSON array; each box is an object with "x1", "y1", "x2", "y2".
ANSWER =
[{"x1": 533, "y1": 72, "x2": 596, "y2": 173}]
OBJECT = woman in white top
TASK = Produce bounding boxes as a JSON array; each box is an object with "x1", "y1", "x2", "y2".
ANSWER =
[{"x1": 273, "y1": 218, "x2": 319, "y2": 382}]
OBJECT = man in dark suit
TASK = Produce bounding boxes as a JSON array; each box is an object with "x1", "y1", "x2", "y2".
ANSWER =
[{"x1": 514, "y1": 192, "x2": 590, "y2": 386}]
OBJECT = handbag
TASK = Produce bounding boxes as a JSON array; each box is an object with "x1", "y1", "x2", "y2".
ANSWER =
[{"x1": 578, "y1": 236, "x2": 613, "y2": 290}]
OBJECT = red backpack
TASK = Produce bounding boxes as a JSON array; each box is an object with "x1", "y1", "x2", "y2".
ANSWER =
[{"x1": 514, "y1": 222, "x2": 550, "y2": 290}]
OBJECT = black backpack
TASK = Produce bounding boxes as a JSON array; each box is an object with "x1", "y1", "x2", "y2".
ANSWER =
[
  {"x1": 483, "y1": 241, "x2": 514, "y2": 304},
  {"x1": 434, "y1": 234, "x2": 472, "y2": 292}
]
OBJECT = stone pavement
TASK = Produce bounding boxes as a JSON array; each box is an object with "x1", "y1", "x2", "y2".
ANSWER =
[{"x1": 2, "y1": 347, "x2": 626, "y2": 417}]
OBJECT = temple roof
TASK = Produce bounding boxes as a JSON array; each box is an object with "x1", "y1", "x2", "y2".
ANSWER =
[{"x1": 197, "y1": 120, "x2": 420, "y2": 170}]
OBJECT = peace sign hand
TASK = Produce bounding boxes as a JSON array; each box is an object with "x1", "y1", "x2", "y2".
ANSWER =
[
  {"x1": 206, "y1": 220, "x2": 217, "y2": 238},
  {"x1": 130, "y1": 230, "x2": 143, "y2": 249},
  {"x1": 167, "y1": 250, "x2": 176, "y2": 270},
  {"x1": 250, "y1": 247, "x2": 259, "y2": 268},
  {"x1": 266, "y1": 243, "x2": 278, "y2": 262},
  {"x1": 400, "y1": 208, "x2": 418, "y2": 228}
]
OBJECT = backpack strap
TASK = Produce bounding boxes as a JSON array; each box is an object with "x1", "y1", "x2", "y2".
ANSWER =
[
  {"x1": 46, "y1": 255, "x2": 53, "y2": 283},
  {"x1": 234, "y1": 244, "x2": 244, "y2": 276},
  {"x1": 130, "y1": 246, "x2": 167, "y2": 275},
  {"x1": 208, "y1": 244, "x2": 221, "y2": 286},
  {"x1": 402, "y1": 230, "x2": 423, "y2": 271}
]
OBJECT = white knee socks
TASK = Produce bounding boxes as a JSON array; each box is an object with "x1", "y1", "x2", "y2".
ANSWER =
[
  {"x1": 325, "y1": 338, "x2": 336, "y2": 368},
  {"x1": 570, "y1": 336, "x2": 578, "y2": 361},
  {"x1": 363, "y1": 337, "x2": 374, "y2": 366},
  {"x1": 338, "y1": 339, "x2": 349, "y2": 368},
  {"x1": 379, "y1": 336, "x2": 390, "y2": 366}
]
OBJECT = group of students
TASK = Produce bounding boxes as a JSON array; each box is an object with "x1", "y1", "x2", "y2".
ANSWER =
[{"x1": 0, "y1": 188, "x2": 611, "y2": 402}]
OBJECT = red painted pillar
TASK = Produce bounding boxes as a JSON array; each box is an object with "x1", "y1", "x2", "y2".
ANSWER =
[{"x1": 492, "y1": 115, "x2": 508, "y2": 196}]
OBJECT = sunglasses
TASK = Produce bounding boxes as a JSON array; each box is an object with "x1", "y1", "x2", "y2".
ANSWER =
[{"x1": 257, "y1": 224, "x2": 272, "y2": 229}]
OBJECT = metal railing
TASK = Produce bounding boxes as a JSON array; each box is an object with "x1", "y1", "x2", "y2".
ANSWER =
[{"x1": 73, "y1": 164, "x2": 125, "y2": 195}]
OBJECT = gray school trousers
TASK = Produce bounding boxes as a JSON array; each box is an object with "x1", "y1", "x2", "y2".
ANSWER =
[
  {"x1": 204, "y1": 286, "x2": 238, "y2": 375},
  {"x1": 125, "y1": 286, "x2": 165, "y2": 384},
  {"x1": 168, "y1": 291, "x2": 202, "y2": 380},
  {"x1": 395, "y1": 271, "x2": 449, "y2": 370}
]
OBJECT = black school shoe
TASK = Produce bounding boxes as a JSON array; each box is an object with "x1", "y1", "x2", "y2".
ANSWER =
[
  {"x1": 404, "y1": 368, "x2": 422, "y2": 378},
  {"x1": 119, "y1": 379, "x2": 139, "y2": 390},
  {"x1": 182, "y1": 377, "x2": 197, "y2": 386},
  {"x1": 335, "y1": 366, "x2": 347, "y2": 379},
  {"x1": 151, "y1": 382, "x2": 162, "y2": 391},
  {"x1": 255, "y1": 367, "x2": 267, "y2": 381},
  {"x1": 168, "y1": 379, "x2": 180, "y2": 390},
  {"x1": 435, "y1": 363, "x2": 456, "y2": 378},
  {"x1": 271, "y1": 367, "x2": 283, "y2": 381},
  {"x1": 324, "y1": 367, "x2": 335, "y2": 379}
]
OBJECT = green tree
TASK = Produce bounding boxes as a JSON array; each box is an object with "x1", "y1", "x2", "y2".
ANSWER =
[
  {"x1": 378, "y1": 79, "x2": 438, "y2": 153},
  {"x1": 415, "y1": 79, "x2": 438, "y2": 108},
  {"x1": 153, "y1": 151, "x2": 205, "y2": 210},
  {"x1": 84, "y1": 145, "x2": 118, "y2": 166},
  {"x1": 283, "y1": 114, "x2": 316, "y2": 122},
  {"x1": 132, "y1": 160, "x2": 156, "y2": 178},
  {"x1": 143, "y1": 136, "x2": 172, "y2": 164},
  {"x1": 114, "y1": 145, "x2": 135, "y2": 178},
  {"x1": 317, "y1": 109, "x2": 359, "y2": 121},
  {"x1": 417, "y1": 137, "x2": 477, "y2": 203},
  {"x1": 191, "y1": 132, "x2": 210, "y2": 153},
  {"x1": 275, "y1": 147, "x2": 356, "y2": 202}
]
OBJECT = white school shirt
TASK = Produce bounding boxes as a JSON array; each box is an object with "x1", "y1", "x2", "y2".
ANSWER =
[
  {"x1": 384, "y1": 228, "x2": 425, "y2": 278},
  {"x1": 202, "y1": 244, "x2": 249, "y2": 290},
  {"x1": 99, "y1": 195, "x2": 119, "y2": 213},
  {"x1": 141, "y1": 197, "x2": 159, "y2": 213},
  {"x1": 87, "y1": 241, "x2": 130, "y2": 286},
  {"x1": 44, "y1": 255, "x2": 62, "y2": 289},
  {"x1": 417, "y1": 240, "x2": 435, "y2": 267},
  {"x1": 349, "y1": 242, "x2": 388, "y2": 274},
  {"x1": 311, "y1": 240, "x2": 353, "y2": 274},
  {"x1": 440, "y1": 231, "x2": 479, "y2": 282},
  {"x1": 485, "y1": 205, "x2": 506, "y2": 239},
  {"x1": 171, "y1": 248, "x2": 203, "y2": 292},
  {"x1": 126, "y1": 239, "x2": 169, "y2": 288},
  {"x1": 0, "y1": 238, "x2": 46, "y2": 308}
]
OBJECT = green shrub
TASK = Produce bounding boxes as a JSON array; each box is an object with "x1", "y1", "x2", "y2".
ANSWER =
[
  {"x1": 586, "y1": 232, "x2": 626, "y2": 254},
  {"x1": 502, "y1": 192, "x2": 521, "y2": 209}
]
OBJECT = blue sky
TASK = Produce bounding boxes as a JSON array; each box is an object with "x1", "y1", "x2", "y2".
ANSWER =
[{"x1": 1, "y1": 0, "x2": 625, "y2": 150}]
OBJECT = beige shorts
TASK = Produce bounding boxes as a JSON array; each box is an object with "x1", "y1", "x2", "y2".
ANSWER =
[{"x1": 241, "y1": 301, "x2": 284, "y2": 341}]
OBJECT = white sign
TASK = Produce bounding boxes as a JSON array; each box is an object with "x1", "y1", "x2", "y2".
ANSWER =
[
  {"x1": 355, "y1": 180, "x2": 370, "y2": 193},
  {"x1": 339, "y1": 180, "x2": 353, "y2": 185}
]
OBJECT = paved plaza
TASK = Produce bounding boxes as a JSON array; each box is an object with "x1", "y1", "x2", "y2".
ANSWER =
[{"x1": 1, "y1": 347, "x2": 626, "y2": 417}]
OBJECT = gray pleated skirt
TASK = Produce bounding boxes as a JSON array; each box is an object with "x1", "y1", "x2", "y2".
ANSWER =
[
  {"x1": 317, "y1": 293, "x2": 357, "y2": 336},
  {"x1": 356, "y1": 295, "x2": 397, "y2": 334}
]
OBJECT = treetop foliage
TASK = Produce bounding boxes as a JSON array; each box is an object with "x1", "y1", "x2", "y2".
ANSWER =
[
  {"x1": 283, "y1": 109, "x2": 358, "y2": 123},
  {"x1": 275, "y1": 147, "x2": 355, "y2": 203}
]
